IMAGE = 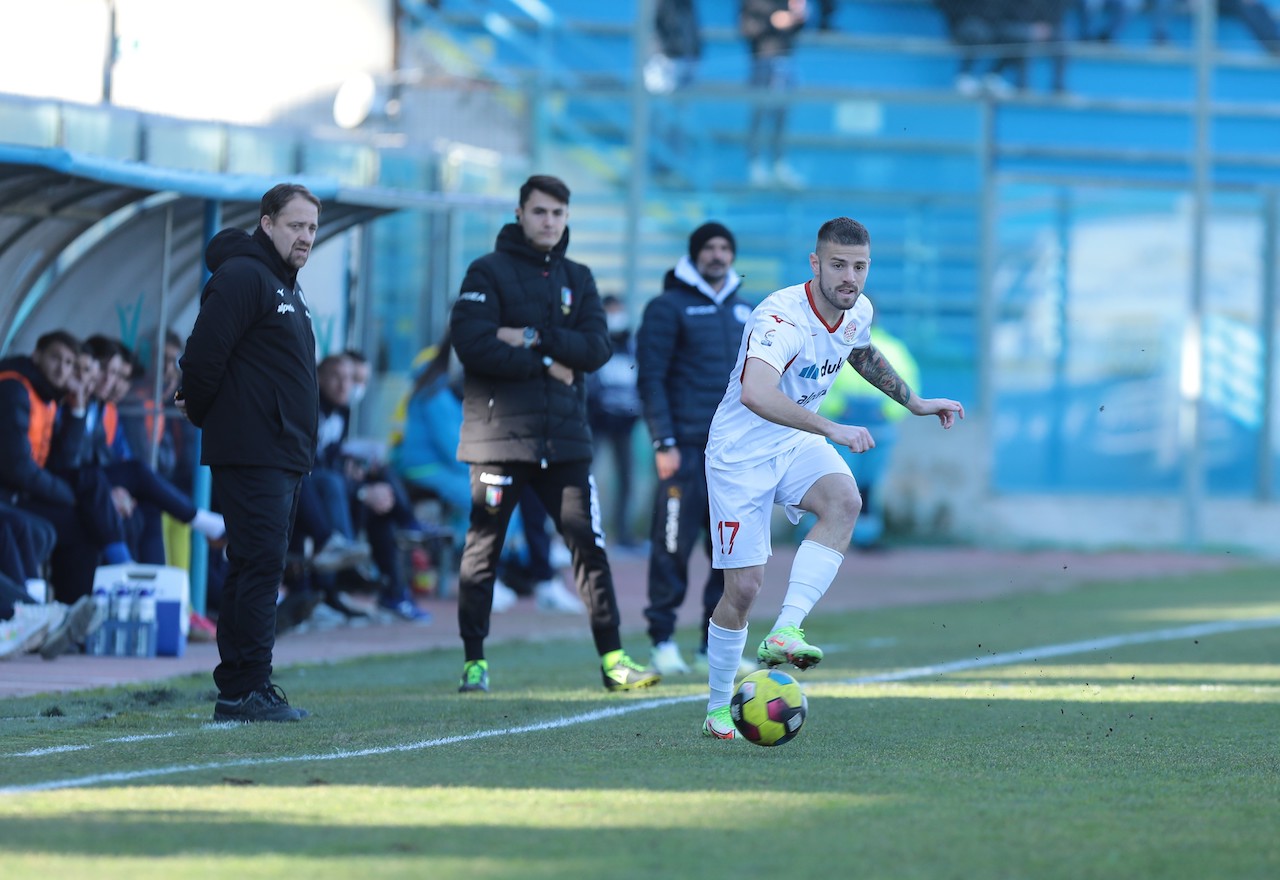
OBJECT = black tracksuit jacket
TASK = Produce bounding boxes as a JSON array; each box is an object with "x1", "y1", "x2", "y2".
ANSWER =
[
  {"x1": 179, "y1": 226, "x2": 318, "y2": 474},
  {"x1": 450, "y1": 224, "x2": 610, "y2": 466}
]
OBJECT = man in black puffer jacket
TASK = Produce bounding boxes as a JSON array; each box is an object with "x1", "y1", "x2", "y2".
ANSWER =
[
  {"x1": 450, "y1": 174, "x2": 659, "y2": 695},
  {"x1": 179, "y1": 183, "x2": 321, "y2": 724},
  {"x1": 636, "y1": 222, "x2": 752, "y2": 677}
]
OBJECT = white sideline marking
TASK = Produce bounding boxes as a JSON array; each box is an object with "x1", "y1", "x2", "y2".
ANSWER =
[
  {"x1": 3, "y1": 732, "x2": 178, "y2": 758},
  {"x1": 5, "y1": 616, "x2": 1278, "y2": 795},
  {"x1": 849, "y1": 617, "x2": 1280, "y2": 683}
]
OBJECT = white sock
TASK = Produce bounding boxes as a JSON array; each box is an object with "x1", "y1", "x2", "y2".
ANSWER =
[
  {"x1": 772, "y1": 540, "x2": 844, "y2": 631},
  {"x1": 191, "y1": 509, "x2": 225, "y2": 540},
  {"x1": 705, "y1": 620, "x2": 748, "y2": 713}
]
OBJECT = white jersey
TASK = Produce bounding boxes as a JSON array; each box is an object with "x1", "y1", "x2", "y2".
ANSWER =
[{"x1": 705, "y1": 280, "x2": 874, "y2": 467}]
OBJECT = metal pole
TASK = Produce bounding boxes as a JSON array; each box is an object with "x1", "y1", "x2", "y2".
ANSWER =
[
  {"x1": 625, "y1": 0, "x2": 654, "y2": 322},
  {"x1": 148, "y1": 204, "x2": 173, "y2": 471},
  {"x1": 977, "y1": 97, "x2": 997, "y2": 491},
  {"x1": 188, "y1": 199, "x2": 220, "y2": 616},
  {"x1": 1259, "y1": 191, "x2": 1277, "y2": 501},
  {"x1": 1182, "y1": 1, "x2": 1214, "y2": 549}
]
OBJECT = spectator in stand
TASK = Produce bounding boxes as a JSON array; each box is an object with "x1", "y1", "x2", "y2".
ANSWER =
[
  {"x1": 1221, "y1": 0, "x2": 1280, "y2": 55},
  {"x1": 0, "y1": 501, "x2": 101, "y2": 662},
  {"x1": 1076, "y1": 0, "x2": 1170, "y2": 44},
  {"x1": 636, "y1": 222, "x2": 752, "y2": 677},
  {"x1": 0, "y1": 330, "x2": 133, "y2": 604},
  {"x1": 649, "y1": 0, "x2": 703, "y2": 176},
  {"x1": 393, "y1": 334, "x2": 472, "y2": 538},
  {"x1": 315, "y1": 352, "x2": 432, "y2": 623},
  {"x1": 391, "y1": 334, "x2": 580, "y2": 615},
  {"x1": 936, "y1": 0, "x2": 1067, "y2": 96},
  {"x1": 654, "y1": 0, "x2": 702, "y2": 91},
  {"x1": 53, "y1": 334, "x2": 227, "y2": 566},
  {"x1": 587, "y1": 294, "x2": 642, "y2": 549},
  {"x1": 816, "y1": 0, "x2": 838, "y2": 31},
  {"x1": 740, "y1": 0, "x2": 808, "y2": 188},
  {"x1": 344, "y1": 348, "x2": 371, "y2": 409}
]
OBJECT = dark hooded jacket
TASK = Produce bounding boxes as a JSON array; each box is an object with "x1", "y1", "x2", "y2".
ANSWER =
[
  {"x1": 0, "y1": 355, "x2": 76, "y2": 505},
  {"x1": 178, "y1": 226, "x2": 318, "y2": 473},
  {"x1": 449, "y1": 223, "x2": 610, "y2": 465},
  {"x1": 636, "y1": 257, "x2": 747, "y2": 449}
]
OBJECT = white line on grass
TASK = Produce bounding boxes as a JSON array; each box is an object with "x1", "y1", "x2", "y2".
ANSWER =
[
  {"x1": 848, "y1": 616, "x2": 1280, "y2": 683},
  {"x1": 3, "y1": 732, "x2": 179, "y2": 758},
  {"x1": 5, "y1": 616, "x2": 1278, "y2": 794}
]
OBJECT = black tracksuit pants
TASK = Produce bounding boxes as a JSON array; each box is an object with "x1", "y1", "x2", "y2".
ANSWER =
[
  {"x1": 458, "y1": 459, "x2": 621, "y2": 661},
  {"x1": 211, "y1": 465, "x2": 301, "y2": 698},
  {"x1": 643, "y1": 444, "x2": 723, "y2": 651}
]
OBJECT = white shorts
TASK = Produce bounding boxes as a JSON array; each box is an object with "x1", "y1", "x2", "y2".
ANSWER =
[{"x1": 705, "y1": 438, "x2": 851, "y2": 569}]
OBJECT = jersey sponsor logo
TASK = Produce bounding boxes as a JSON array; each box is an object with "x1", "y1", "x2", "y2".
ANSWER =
[
  {"x1": 797, "y1": 358, "x2": 843, "y2": 380},
  {"x1": 758, "y1": 329, "x2": 776, "y2": 347},
  {"x1": 459, "y1": 291, "x2": 486, "y2": 303},
  {"x1": 796, "y1": 389, "x2": 829, "y2": 407},
  {"x1": 479, "y1": 471, "x2": 513, "y2": 486},
  {"x1": 684, "y1": 304, "x2": 716, "y2": 315},
  {"x1": 276, "y1": 303, "x2": 295, "y2": 314}
]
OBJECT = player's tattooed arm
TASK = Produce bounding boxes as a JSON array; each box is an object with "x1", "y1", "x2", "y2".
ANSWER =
[{"x1": 847, "y1": 345, "x2": 913, "y2": 407}]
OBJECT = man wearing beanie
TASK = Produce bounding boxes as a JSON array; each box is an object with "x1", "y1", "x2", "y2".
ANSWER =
[{"x1": 636, "y1": 221, "x2": 755, "y2": 676}]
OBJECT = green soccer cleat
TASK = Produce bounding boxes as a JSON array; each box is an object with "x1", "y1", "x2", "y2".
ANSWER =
[
  {"x1": 702, "y1": 706, "x2": 739, "y2": 740},
  {"x1": 757, "y1": 625, "x2": 824, "y2": 670},
  {"x1": 458, "y1": 659, "x2": 490, "y2": 693},
  {"x1": 601, "y1": 650, "x2": 661, "y2": 691}
]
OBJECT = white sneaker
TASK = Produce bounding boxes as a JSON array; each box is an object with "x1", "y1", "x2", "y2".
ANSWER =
[
  {"x1": 492, "y1": 579, "x2": 518, "y2": 614},
  {"x1": 773, "y1": 160, "x2": 804, "y2": 189},
  {"x1": 534, "y1": 577, "x2": 585, "y2": 614},
  {"x1": 651, "y1": 640, "x2": 691, "y2": 675},
  {"x1": 311, "y1": 533, "x2": 372, "y2": 573},
  {"x1": 0, "y1": 604, "x2": 53, "y2": 660},
  {"x1": 748, "y1": 159, "x2": 772, "y2": 187},
  {"x1": 955, "y1": 73, "x2": 981, "y2": 97},
  {"x1": 548, "y1": 539, "x2": 572, "y2": 569},
  {"x1": 983, "y1": 73, "x2": 1014, "y2": 98}
]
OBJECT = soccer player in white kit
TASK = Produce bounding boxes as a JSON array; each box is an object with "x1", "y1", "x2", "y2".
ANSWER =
[{"x1": 700, "y1": 217, "x2": 965, "y2": 739}]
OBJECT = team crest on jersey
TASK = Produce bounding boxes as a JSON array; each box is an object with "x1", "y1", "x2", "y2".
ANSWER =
[
  {"x1": 485, "y1": 486, "x2": 503, "y2": 510},
  {"x1": 843, "y1": 321, "x2": 859, "y2": 342},
  {"x1": 561, "y1": 286, "x2": 573, "y2": 314}
]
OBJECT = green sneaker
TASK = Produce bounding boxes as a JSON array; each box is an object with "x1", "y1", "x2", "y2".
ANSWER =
[
  {"x1": 601, "y1": 650, "x2": 661, "y2": 691},
  {"x1": 702, "y1": 706, "x2": 739, "y2": 740},
  {"x1": 757, "y1": 625, "x2": 823, "y2": 670},
  {"x1": 458, "y1": 659, "x2": 489, "y2": 693}
]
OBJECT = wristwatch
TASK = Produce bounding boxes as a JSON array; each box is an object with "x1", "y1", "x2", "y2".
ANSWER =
[
  {"x1": 541, "y1": 355, "x2": 554, "y2": 370},
  {"x1": 522, "y1": 327, "x2": 539, "y2": 348},
  {"x1": 653, "y1": 438, "x2": 677, "y2": 451}
]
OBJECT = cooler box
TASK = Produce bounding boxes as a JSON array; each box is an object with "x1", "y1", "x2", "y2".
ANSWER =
[{"x1": 93, "y1": 564, "x2": 190, "y2": 657}]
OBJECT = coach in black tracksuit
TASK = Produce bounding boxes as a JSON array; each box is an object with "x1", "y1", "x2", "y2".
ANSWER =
[
  {"x1": 179, "y1": 184, "x2": 320, "y2": 723},
  {"x1": 636, "y1": 222, "x2": 748, "y2": 670},
  {"x1": 449, "y1": 174, "x2": 658, "y2": 694}
]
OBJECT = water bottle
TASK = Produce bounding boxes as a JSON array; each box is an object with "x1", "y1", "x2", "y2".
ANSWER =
[
  {"x1": 112, "y1": 582, "x2": 134, "y2": 656},
  {"x1": 88, "y1": 584, "x2": 111, "y2": 656},
  {"x1": 134, "y1": 586, "x2": 157, "y2": 658}
]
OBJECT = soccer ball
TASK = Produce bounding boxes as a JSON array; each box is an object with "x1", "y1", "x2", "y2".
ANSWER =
[{"x1": 730, "y1": 668, "x2": 808, "y2": 746}]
